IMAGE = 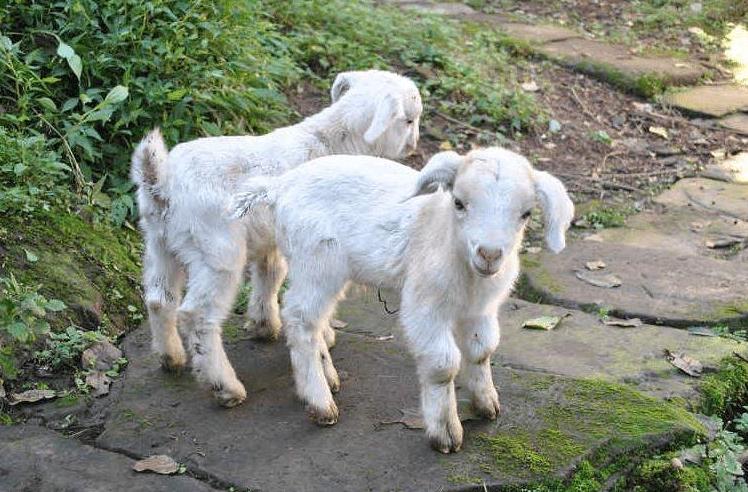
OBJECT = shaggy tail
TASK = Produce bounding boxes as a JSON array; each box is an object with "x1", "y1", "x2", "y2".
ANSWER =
[
  {"x1": 232, "y1": 176, "x2": 276, "y2": 219},
  {"x1": 130, "y1": 128, "x2": 169, "y2": 210}
]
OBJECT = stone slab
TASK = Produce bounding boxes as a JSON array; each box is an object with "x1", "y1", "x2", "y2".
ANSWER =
[
  {"x1": 402, "y1": 2, "x2": 477, "y2": 16},
  {"x1": 96, "y1": 315, "x2": 714, "y2": 491},
  {"x1": 720, "y1": 113, "x2": 748, "y2": 136},
  {"x1": 654, "y1": 177, "x2": 748, "y2": 221},
  {"x1": 523, "y1": 240, "x2": 748, "y2": 325},
  {"x1": 498, "y1": 23, "x2": 581, "y2": 44},
  {"x1": 338, "y1": 291, "x2": 740, "y2": 400},
  {"x1": 538, "y1": 38, "x2": 706, "y2": 86},
  {"x1": 0, "y1": 425, "x2": 214, "y2": 492},
  {"x1": 662, "y1": 85, "x2": 748, "y2": 117},
  {"x1": 702, "y1": 152, "x2": 748, "y2": 184}
]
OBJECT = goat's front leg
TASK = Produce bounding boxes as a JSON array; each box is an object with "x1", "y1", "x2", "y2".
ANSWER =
[
  {"x1": 456, "y1": 315, "x2": 501, "y2": 420},
  {"x1": 402, "y1": 304, "x2": 463, "y2": 453},
  {"x1": 246, "y1": 248, "x2": 287, "y2": 341}
]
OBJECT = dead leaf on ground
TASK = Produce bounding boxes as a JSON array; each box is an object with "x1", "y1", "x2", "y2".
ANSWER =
[
  {"x1": 664, "y1": 349, "x2": 703, "y2": 377},
  {"x1": 329, "y1": 319, "x2": 348, "y2": 329},
  {"x1": 86, "y1": 371, "x2": 112, "y2": 397},
  {"x1": 602, "y1": 318, "x2": 643, "y2": 328},
  {"x1": 380, "y1": 400, "x2": 482, "y2": 430},
  {"x1": 8, "y1": 389, "x2": 56, "y2": 405},
  {"x1": 522, "y1": 314, "x2": 570, "y2": 331},
  {"x1": 132, "y1": 455, "x2": 179, "y2": 475},
  {"x1": 521, "y1": 81, "x2": 539, "y2": 92},
  {"x1": 705, "y1": 237, "x2": 742, "y2": 249},
  {"x1": 525, "y1": 246, "x2": 542, "y2": 254},
  {"x1": 575, "y1": 270, "x2": 622, "y2": 288},
  {"x1": 82, "y1": 340, "x2": 122, "y2": 371},
  {"x1": 0, "y1": 380, "x2": 5, "y2": 399},
  {"x1": 585, "y1": 260, "x2": 606, "y2": 271},
  {"x1": 688, "y1": 326, "x2": 718, "y2": 337},
  {"x1": 439, "y1": 141, "x2": 453, "y2": 151},
  {"x1": 649, "y1": 126, "x2": 669, "y2": 140},
  {"x1": 376, "y1": 334, "x2": 394, "y2": 341}
]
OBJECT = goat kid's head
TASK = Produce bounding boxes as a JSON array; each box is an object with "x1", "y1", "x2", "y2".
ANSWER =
[
  {"x1": 331, "y1": 70, "x2": 422, "y2": 159},
  {"x1": 411, "y1": 148, "x2": 574, "y2": 277}
]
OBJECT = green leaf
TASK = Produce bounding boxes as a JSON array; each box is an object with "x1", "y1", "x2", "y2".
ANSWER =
[
  {"x1": 24, "y1": 249, "x2": 38, "y2": 263},
  {"x1": 37, "y1": 97, "x2": 57, "y2": 112},
  {"x1": 45, "y1": 299, "x2": 66, "y2": 312},
  {"x1": 32, "y1": 319, "x2": 50, "y2": 336},
  {"x1": 56, "y1": 41, "x2": 75, "y2": 59},
  {"x1": 6, "y1": 322, "x2": 29, "y2": 342},
  {"x1": 61, "y1": 98, "x2": 78, "y2": 112},
  {"x1": 104, "y1": 85, "x2": 129, "y2": 105},
  {"x1": 13, "y1": 163, "x2": 26, "y2": 175},
  {"x1": 67, "y1": 54, "x2": 82, "y2": 81}
]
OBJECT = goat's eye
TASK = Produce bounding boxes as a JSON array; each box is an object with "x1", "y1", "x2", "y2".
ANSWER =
[
  {"x1": 454, "y1": 198, "x2": 466, "y2": 211},
  {"x1": 521, "y1": 210, "x2": 532, "y2": 220},
  {"x1": 406, "y1": 119, "x2": 414, "y2": 125}
]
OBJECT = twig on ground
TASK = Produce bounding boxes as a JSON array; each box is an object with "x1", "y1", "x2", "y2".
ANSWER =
[{"x1": 432, "y1": 110, "x2": 485, "y2": 134}]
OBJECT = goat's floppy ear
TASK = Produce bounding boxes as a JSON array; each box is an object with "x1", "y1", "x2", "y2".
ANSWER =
[
  {"x1": 331, "y1": 72, "x2": 358, "y2": 103},
  {"x1": 534, "y1": 170, "x2": 574, "y2": 253},
  {"x1": 364, "y1": 93, "x2": 403, "y2": 145},
  {"x1": 409, "y1": 151, "x2": 462, "y2": 198}
]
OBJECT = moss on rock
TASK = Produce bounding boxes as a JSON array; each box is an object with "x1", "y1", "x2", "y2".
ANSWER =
[{"x1": 699, "y1": 355, "x2": 748, "y2": 416}]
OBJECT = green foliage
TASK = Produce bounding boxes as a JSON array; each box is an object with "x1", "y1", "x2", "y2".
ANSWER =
[
  {"x1": 700, "y1": 357, "x2": 748, "y2": 416},
  {"x1": 0, "y1": 128, "x2": 71, "y2": 214},
  {"x1": 0, "y1": 274, "x2": 66, "y2": 378},
  {"x1": 580, "y1": 205, "x2": 631, "y2": 229},
  {"x1": 35, "y1": 325, "x2": 106, "y2": 370},
  {"x1": 589, "y1": 130, "x2": 613, "y2": 146}
]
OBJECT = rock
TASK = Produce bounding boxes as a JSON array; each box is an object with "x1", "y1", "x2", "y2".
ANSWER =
[
  {"x1": 498, "y1": 23, "x2": 580, "y2": 44},
  {"x1": 702, "y1": 152, "x2": 748, "y2": 183},
  {"x1": 86, "y1": 371, "x2": 112, "y2": 397},
  {"x1": 662, "y1": 85, "x2": 748, "y2": 117},
  {"x1": 0, "y1": 426, "x2": 211, "y2": 491},
  {"x1": 403, "y1": 2, "x2": 476, "y2": 16},
  {"x1": 82, "y1": 340, "x2": 123, "y2": 371},
  {"x1": 719, "y1": 113, "x2": 748, "y2": 136},
  {"x1": 655, "y1": 177, "x2": 748, "y2": 220}
]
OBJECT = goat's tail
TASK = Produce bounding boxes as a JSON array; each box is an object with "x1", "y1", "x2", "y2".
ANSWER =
[
  {"x1": 130, "y1": 128, "x2": 169, "y2": 211},
  {"x1": 232, "y1": 176, "x2": 276, "y2": 219}
]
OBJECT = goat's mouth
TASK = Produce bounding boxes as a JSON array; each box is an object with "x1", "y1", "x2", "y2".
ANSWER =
[{"x1": 472, "y1": 261, "x2": 500, "y2": 278}]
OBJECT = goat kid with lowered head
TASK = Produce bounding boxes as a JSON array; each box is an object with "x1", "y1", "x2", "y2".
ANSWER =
[
  {"x1": 131, "y1": 70, "x2": 422, "y2": 408},
  {"x1": 233, "y1": 148, "x2": 574, "y2": 452}
]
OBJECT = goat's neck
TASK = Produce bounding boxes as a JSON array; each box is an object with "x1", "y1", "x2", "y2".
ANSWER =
[{"x1": 295, "y1": 105, "x2": 374, "y2": 158}]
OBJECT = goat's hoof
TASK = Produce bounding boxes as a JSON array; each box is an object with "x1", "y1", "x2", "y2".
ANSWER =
[
  {"x1": 213, "y1": 381, "x2": 247, "y2": 408},
  {"x1": 160, "y1": 353, "x2": 186, "y2": 374},
  {"x1": 248, "y1": 319, "x2": 280, "y2": 342},
  {"x1": 473, "y1": 392, "x2": 501, "y2": 420},
  {"x1": 307, "y1": 402, "x2": 339, "y2": 426},
  {"x1": 428, "y1": 419, "x2": 463, "y2": 454}
]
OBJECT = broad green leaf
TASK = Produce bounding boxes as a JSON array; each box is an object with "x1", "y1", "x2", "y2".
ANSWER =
[
  {"x1": 37, "y1": 97, "x2": 57, "y2": 111},
  {"x1": 13, "y1": 163, "x2": 26, "y2": 175},
  {"x1": 24, "y1": 249, "x2": 38, "y2": 263},
  {"x1": 45, "y1": 299, "x2": 66, "y2": 312},
  {"x1": 67, "y1": 54, "x2": 82, "y2": 80},
  {"x1": 61, "y1": 98, "x2": 78, "y2": 112},
  {"x1": 56, "y1": 41, "x2": 75, "y2": 59},
  {"x1": 32, "y1": 319, "x2": 50, "y2": 335},
  {"x1": 104, "y1": 85, "x2": 129, "y2": 105},
  {"x1": 6, "y1": 322, "x2": 29, "y2": 342}
]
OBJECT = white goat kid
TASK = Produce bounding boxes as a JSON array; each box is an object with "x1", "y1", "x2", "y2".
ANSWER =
[
  {"x1": 233, "y1": 148, "x2": 574, "y2": 453},
  {"x1": 130, "y1": 70, "x2": 422, "y2": 408}
]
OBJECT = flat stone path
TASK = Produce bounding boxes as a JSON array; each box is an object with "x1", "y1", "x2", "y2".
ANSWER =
[
  {"x1": 662, "y1": 85, "x2": 748, "y2": 136},
  {"x1": 0, "y1": 425, "x2": 215, "y2": 491},
  {"x1": 525, "y1": 176, "x2": 748, "y2": 325}
]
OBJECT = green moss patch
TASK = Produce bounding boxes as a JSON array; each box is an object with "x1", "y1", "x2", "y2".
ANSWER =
[{"x1": 699, "y1": 356, "x2": 748, "y2": 416}]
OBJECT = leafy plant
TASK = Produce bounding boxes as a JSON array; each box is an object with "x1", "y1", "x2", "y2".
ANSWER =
[
  {"x1": 589, "y1": 130, "x2": 613, "y2": 146},
  {"x1": 34, "y1": 325, "x2": 107, "y2": 370},
  {"x1": 712, "y1": 325, "x2": 748, "y2": 343}
]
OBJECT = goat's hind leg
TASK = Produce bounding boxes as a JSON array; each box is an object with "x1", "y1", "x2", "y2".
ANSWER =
[
  {"x1": 143, "y1": 235, "x2": 186, "y2": 372},
  {"x1": 246, "y1": 248, "x2": 287, "y2": 341},
  {"x1": 283, "y1": 261, "x2": 346, "y2": 425},
  {"x1": 179, "y1": 259, "x2": 247, "y2": 408}
]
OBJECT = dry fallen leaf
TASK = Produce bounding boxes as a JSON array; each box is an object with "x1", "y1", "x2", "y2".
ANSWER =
[
  {"x1": 9, "y1": 389, "x2": 56, "y2": 405},
  {"x1": 132, "y1": 455, "x2": 179, "y2": 475},
  {"x1": 0, "y1": 379, "x2": 5, "y2": 400},
  {"x1": 603, "y1": 318, "x2": 643, "y2": 328},
  {"x1": 664, "y1": 349, "x2": 703, "y2": 377},
  {"x1": 575, "y1": 270, "x2": 622, "y2": 288},
  {"x1": 376, "y1": 334, "x2": 394, "y2": 341},
  {"x1": 439, "y1": 141, "x2": 453, "y2": 151},
  {"x1": 525, "y1": 246, "x2": 542, "y2": 254},
  {"x1": 522, "y1": 315, "x2": 567, "y2": 331},
  {"x1": 381, "y1": 400, "x2": 481, "y2": 430},
  {"x1": 86, "y1": 371, "x2": 112, "y2": 397},
  {"x1": 521, "y1": 81, "x2": 539, "y2": 92},
  {"x1": 648, "y1": 126, "x2": 669, "y2": 140},
  {"x1": 329, "y1": 319, "x2": 348, "y2": 329},
  {"x1": 585, "y1": 260, "x2": 606, "y2": 271}
]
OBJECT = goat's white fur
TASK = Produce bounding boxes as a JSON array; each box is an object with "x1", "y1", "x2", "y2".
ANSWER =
[
  {"x1": 233, "y1": 147, "x2": 574, "y2": 452},
  {"x1": 131, "y1": 70, "x2": 422, "y2": 407}
]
